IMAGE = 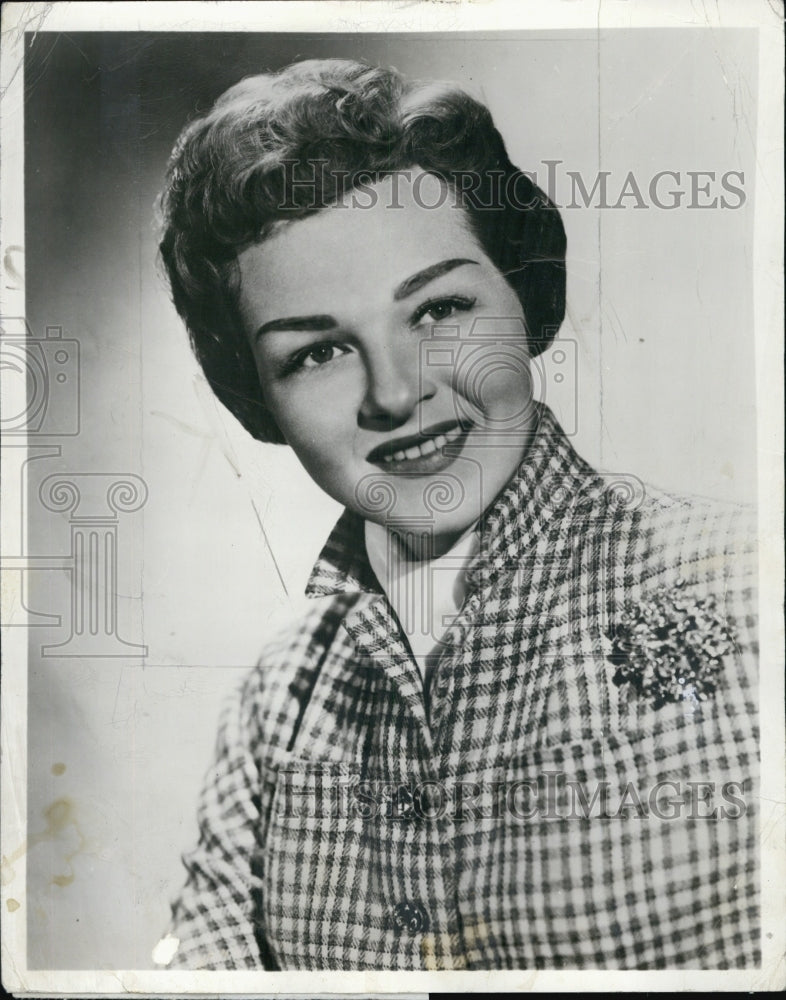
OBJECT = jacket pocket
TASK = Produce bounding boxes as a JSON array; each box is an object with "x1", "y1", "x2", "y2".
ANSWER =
[
  {"x1": 262, "y1": 755, "x2": 405, "y2": 970},
  {"x1": 452, "y1": 727, "x2": 758, "y2": 969}
]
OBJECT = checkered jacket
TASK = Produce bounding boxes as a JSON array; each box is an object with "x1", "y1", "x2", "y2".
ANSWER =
[{"x1": 162, "y1": 404, "x2": 759, "y2": 970}]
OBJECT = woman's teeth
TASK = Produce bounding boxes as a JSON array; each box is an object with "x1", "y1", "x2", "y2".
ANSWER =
[{"x1": 381, "y1": 425, "x2": 465, "y2": 463}]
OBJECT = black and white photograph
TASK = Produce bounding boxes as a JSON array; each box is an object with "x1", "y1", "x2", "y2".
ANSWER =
[{"x1": 1, "y1": 0, "x2": 783, "y2": 993}]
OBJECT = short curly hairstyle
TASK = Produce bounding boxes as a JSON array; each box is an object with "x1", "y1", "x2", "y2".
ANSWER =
[{"x1": 158, "y1": 58, "x2": 567, "y2": 444}]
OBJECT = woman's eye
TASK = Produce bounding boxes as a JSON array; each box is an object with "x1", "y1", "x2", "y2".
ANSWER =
[
  {"x1": 425, "y1": 301, "x2": 455, "y2": 321},
  {"x1": 301, "y1": 344, "x2": 341, "y2": 368},
  {"x1": 279, "y1": 342, "x2": 349, "y2": 377},
  {"x1": 411, "y1": 295, "x2": 477, "y2": 326}
]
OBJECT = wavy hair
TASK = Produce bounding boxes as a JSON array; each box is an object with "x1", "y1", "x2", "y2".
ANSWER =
[{"x1": 158, "y1": 58, "x2": 566, "y2": 443}]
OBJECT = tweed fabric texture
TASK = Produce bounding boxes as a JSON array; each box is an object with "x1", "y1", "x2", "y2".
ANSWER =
[{"x1": 163, "y1": 404, "x2": 759, "y2": 970}]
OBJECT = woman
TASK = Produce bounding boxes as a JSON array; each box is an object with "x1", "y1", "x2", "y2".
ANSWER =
[{"x1": 155, "y1": 58, "x2": 758, "y2": 970}]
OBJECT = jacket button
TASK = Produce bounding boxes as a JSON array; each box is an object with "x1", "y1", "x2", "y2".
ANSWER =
[{"x1": 391, "y1": 900, "x2": 429, "y2": 934}]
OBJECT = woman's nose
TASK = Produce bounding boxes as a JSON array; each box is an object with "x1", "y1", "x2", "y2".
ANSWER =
[{"x1": 358, "y1": 339, "x2": 434, "y2": 430}]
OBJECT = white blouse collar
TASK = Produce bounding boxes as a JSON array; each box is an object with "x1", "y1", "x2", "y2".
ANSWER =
[{"x1": 364, "y1": 517, "x2": 480, "y2": 670}]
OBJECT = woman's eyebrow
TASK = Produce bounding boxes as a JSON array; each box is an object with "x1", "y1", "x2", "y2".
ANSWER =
[
  {"x1": 254, "y1": 259, "x2": 479, "y2": 341},
  {"x1": 255, "y1": 314, "x2": 336, "y2": 341},
  {"x1": 393, "y1": 258, "x2": 479, "y2": 301}
]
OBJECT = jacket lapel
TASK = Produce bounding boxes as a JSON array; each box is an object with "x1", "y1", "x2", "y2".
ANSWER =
[{"x1": 301, "y1": 403, "x2": 606, "y2": 760}]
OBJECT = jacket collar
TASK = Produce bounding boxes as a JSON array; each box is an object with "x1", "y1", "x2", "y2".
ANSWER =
[{"x1": 305, "y1": 403, "x2": 599, "y2": 600}]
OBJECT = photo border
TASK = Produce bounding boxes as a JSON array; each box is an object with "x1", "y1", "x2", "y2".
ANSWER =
[{"x1": 1, "y1": 0, "x2": 783, "y2": 994}]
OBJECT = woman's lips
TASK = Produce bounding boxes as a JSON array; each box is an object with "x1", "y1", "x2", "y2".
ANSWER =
[{"x1": 367, "y1": 422, "x2": 473, "y2": 474}]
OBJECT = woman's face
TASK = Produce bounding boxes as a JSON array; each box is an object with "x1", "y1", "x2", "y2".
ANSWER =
[{"x1": 238, "y1": 171, "x2": 538, "y2": 553}]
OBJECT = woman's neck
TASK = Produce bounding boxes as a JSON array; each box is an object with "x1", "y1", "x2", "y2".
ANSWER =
[{"x1": 382, "y1": 520, "x2": 477, "y2": 562}]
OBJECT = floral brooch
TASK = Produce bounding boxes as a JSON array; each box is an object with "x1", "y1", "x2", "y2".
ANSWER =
[{"x1": 606, "y1": 579, "x2": 736, "y2": 709}]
